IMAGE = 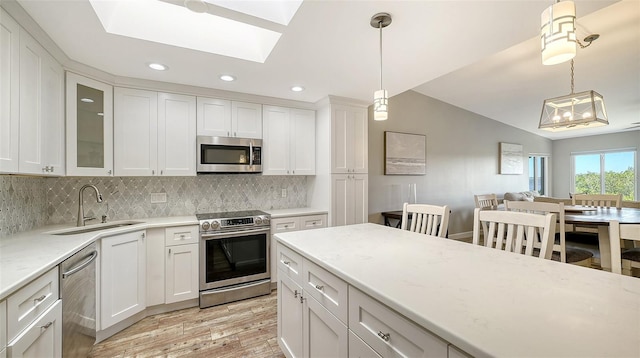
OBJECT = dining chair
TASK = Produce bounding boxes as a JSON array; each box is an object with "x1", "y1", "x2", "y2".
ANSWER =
[
  {"x1": 471, "y1": 208, "x2": 556, "y2": 259},
  {"x1": 504, "y1": 200, "x2": 593, "y2": 266},
  {"x1": 572, "y1": 193, "x2": 622, "y2": 209},
  {"x1": 401, "y1": 203, "x2": 450, "y2": 238},
  {"x1": 474, "y1": 194, "x2": 499, "y2": 209},
  {"x1": 609, "y1": 220, "x2": 640, "y2": 276}
]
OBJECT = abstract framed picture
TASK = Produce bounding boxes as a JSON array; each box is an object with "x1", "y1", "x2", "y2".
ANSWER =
[
  {"x1": 499, "y1": 142, "x2": 524, "y2": 175},
  {"x1": 384, "y1": 131, "x2": 426, "y2": 175}
]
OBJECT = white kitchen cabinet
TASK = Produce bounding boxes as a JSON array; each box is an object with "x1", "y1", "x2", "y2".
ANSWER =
[
  {"x1": 331, "y1": 105, "x2": 367, "y2": 174},
  {"x1": 17, "y1": 27, "x2": 64, "y2": 176},
  {"x1": 348, "y1": 286, "x2": 448, "y2": 357},
  {"x1": 164, "y1": 225, "x2": 199, "y2": 304},
  {"x1": 0, "y1": 300, "x2": 5, "y2": 354},
  {"x1": 114, "y1": 88, "x2": 195, "y2": 176},
  {"x1": 197, "y1": 97, "x2": 262, "y2": 139},
  {"x1": 270, "y1": 214, "x2": 326, "y2": 284},
  {"x1": 100, "y1": 230, "x2": 146, "y2": 330},
  {"x1": 277, "y1": 248, "x2": 348, "y2": 358},
  {"x1": 6, "y1": 300, "x2": 61, "y2": 358},
  {"x1": 66, "y1": 72, "x2": 114, "y2": 176},
  {"x1": 263, "y1": 106, "x2": 315, "y2": 175},
  {"x1": 349, "y1": 331, "x2": 381, "y2": 358},
  {"x1": 0, "y1": 9, "x2": 20, "y2": 173},
  {"x1": 331, "y1": 174, "x2": 368, "y2": 226}
]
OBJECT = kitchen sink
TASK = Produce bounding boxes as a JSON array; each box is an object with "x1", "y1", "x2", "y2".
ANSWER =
[{"x1": 49, "y1": 221, "x2": 143, "y2": 235}]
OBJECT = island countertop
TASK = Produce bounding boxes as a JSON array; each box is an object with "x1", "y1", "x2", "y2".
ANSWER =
[{"x1": 275, "y1": 223, "x2": 640, "y2": 358}]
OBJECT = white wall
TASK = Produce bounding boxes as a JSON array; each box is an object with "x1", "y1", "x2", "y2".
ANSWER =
[
  {"x1": 551, "y1": 130, "x2": 640, "y2": 199},
  {"x1": 368, "y1": 90, "x2": 552, "y2": 236}
]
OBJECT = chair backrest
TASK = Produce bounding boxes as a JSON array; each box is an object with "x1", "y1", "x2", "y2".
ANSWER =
[
  {"x1": 572, "y1": 193, "x2": 622, "y2": 209},
  {"x1": 401, "y1": 203, "x2": 450, "y2": 238},
  {"x1": 608, "y1": 220, "x2": 640, "y2": 275},
  {"x1": 505, "y1": 200, "x2": 566, "y2": 262},
  {"x1": 472, "y1": 208, "x2": 556, "y2": 259},
  {"x1": 474, "y1": 194, "x2": 498, "y2": 209},
  {"x1": 534, "y1": 196, "x2": 572, "y2": 205}
]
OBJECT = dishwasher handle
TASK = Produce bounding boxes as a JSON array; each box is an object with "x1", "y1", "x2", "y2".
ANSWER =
[{"x1": 62, "y1": 250, "x2": 98, "y2": 279}]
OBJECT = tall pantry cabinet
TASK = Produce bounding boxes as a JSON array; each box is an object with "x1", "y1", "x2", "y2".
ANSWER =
[{"x1": 310, "y1": 97, "x2": 369, "y2": 227}]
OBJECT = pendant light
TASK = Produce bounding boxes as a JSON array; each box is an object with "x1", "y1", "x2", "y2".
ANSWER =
[
  {"x1": 371, "y1": 13, "x2": 392, "y2": 121},
  {"x1": 539, "y1": 35, "x2": 608, "y2": 132},
  {"x1": 540, "y1": 0, "x2": 577, "y2": 65}
]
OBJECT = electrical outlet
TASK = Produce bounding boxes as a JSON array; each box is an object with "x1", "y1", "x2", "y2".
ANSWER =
[{"x1": 281, "y1": 189, "x2": 287, "y2": 198}]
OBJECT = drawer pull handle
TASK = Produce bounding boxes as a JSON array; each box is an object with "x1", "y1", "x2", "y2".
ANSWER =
[
  {"x1": 41, "y1": 322, "x2": 53, "y2": 330},
  {"x1": 34, "y1": 295, "x2": 46, "y2": 303},
  {"x1": 180, "y1": 234, "x2": 185, "y2": 239},
  {"x1": 294, "y1": 290, "x2": 299, "y2": 298},
  {"x1": 315, "y1": 285, "x2": 324, "y2": 290},
  {"x1": 283, "y1": 260, "x2": 290, "y2": 266},
  {"x1": 377, "y1": 331, "x2": 390, "y2": 342}
]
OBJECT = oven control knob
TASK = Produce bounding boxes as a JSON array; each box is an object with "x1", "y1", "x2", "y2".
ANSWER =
[
  {"x1": 263, "y1": 217, "x2": 270, "y2": 225},
  {"x1": 211, "y1": 220, "x2": 220, "y2": 230},
  {"x1": 201, "y1": 221, "x2": 210, "y2": 231},
  {"x1": 255, "y1": 217, "x2": 262, "y2": 225}
]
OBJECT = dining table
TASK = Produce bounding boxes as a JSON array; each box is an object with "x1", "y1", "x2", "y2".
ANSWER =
[{"x1": 562, "y1": 205, "x2": 640, "y2": 271}]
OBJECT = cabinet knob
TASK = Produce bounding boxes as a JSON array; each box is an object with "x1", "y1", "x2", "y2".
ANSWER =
[
  {"x1": 294, "y1": 289, "x2": 299, "y2": 298},
  {"x1": 283, "y1": 260, "x2": 290, "y2": 266},
  {"x1": 34, "y1": 294, "x2": 46, "y2": 303},
  {"x1": 142, "y1": 232, "x2": 146, "y2": 239},
  {"x1": 152, "y1": 170, "x2": 155, "y2": 175},
  {"x1": 180, "y1": 234, "x2": 185, "y2": 239},
  {"x1": 315, "y1": 284, "x2": 324, "y2": 290},
  {"x1": 377, "y1": 331, "x2": 391, "y2": 342},
  {"x1": 169, "y1": 248, "x2": 172, "y2": 255},
  {"x1": 161, "y1": 170, "x2": 163, "y2": 175},
  {"x1": 108, "y1": 170, "x2": 112, "y2": 175}
]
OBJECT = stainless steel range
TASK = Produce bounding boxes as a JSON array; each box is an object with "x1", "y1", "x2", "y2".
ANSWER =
[{"x1": 198, "y1": 210, "x2": 271, "y2": 308}]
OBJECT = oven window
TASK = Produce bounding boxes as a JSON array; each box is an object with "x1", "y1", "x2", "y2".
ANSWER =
[
  {"x1": 202, "y1": 145, "x2": 249, "y2": 164},
  {"x1": 205, "y1": 233, "x2": 267, "y2": 282}
]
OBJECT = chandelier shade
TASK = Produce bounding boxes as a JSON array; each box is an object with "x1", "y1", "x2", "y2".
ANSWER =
[
  {"x1": 541, "y1": 1, "x2": 577, "y2": 65},
  {"x1": 539, "y1": 90, "x2": 608, "y2": 132}
]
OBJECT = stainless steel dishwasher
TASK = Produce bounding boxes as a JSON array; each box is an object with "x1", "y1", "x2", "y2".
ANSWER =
[{"x1": 60, "y1": 242, "x2": 98, "y2": 357}]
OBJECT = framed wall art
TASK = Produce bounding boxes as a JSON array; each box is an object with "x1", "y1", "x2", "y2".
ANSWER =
[
  {"x1": 384, "y1": 131, "x2": 426, "y2": 175},
  {"x1": 499, "y1": 142, "x2": 524, "y2": 175}
]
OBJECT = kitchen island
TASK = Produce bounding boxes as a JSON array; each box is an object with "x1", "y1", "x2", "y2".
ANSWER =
[{"x1": 275, "y1": 223, "x2": 640, "y2": 357}]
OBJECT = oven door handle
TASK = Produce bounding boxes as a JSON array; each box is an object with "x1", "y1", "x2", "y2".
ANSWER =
[
  {"x1": 249, "y1": 141, "x2": 254, "y2": 167},
  {"x1": 201, "y1": 227, "x2": 270, "y2": 239}
]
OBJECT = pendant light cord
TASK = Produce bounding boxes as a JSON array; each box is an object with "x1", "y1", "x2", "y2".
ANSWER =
[
  {"x1": 379, "y1": 20, "x2": 383, "y2": 90},
  {"x1": 570, "y1": 59, "x2": 575, "y2": 94}
]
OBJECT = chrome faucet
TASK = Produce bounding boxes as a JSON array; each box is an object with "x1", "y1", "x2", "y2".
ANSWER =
[{"x1": 77, "y1": 184, "x2": 104, "y2": 226}]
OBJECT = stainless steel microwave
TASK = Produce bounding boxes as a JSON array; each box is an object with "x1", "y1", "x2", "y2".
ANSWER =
[{"x1": 197, "y1": 136, "x2": 262, "y2": 173}]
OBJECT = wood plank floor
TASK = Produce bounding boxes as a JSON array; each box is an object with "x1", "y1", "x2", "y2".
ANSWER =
[{"x1": 89, "y1": 292, "x2": 284, "y2": 358}]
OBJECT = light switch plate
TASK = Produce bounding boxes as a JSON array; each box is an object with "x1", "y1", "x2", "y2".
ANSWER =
[{"x1": 150, "y1": 193, "x2": 167, "y2": 203}]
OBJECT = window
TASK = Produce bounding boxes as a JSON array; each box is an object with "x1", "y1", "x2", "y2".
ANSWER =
[
  {"x1": 571, "y1": 150, "x2": 636, "y2": 200},
  {"x1": 529, "y1": 155, "x2": 548, "y2": 195}
]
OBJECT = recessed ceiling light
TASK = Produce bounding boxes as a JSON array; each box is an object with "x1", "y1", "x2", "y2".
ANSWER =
[
  {"x1": 148, "y1": 63, "x2": 168, "y2": 71},
  {"x1": 220, "y1": 75, "x2": 236, "y2": 82},
  {"x1": 97, "y1": 112, "x2": 104, "y2": 116},
  {"x1": 80, "y1": 98, "x2": 94, "y2": 103},
  {"x1": 291, "y1": 86, "x2": 304, "y2": 92}
]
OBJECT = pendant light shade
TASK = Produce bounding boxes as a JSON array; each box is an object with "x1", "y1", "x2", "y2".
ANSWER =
[
  {"x1": 541, "y1": 1, "x2": 577, "y2": 65},
  {"x1": 371, "y1": 13, "x2": 391, "y2": 121}
]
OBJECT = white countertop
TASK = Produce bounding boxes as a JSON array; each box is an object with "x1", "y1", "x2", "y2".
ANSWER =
[
  {"x1": 264, "y1": 207, "x2": 327, "y2": 218},
  {"x1": 275, "y1": 223, "x2": 640, "y2": 358},
  {"x1": 0, "y1": 216, "x2": 197, "y2": 300}
]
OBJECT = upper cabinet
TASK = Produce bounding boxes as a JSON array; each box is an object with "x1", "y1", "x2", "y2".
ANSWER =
[
  {"x1": 197, "y1": 97, "x2": 262, "y2": 139},
  {"x1": 331, "y1": 105, "x2": 367, "y2": 174},
  {"x1": 263, "y1": 105, "x2": 315, "y2": 175},
  {"x1": 66, "y1": 72, "x2": 114, "y2": 176},
  {"x1": 0, "y1": 9, "x2": 64, "y2": 176},
  {"x1": 114, "y1": 87, "x2": 196, "y2": 176}
]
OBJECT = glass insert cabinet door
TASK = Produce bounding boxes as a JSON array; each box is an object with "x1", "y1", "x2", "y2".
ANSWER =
[{"x1": 66, "y1": 72, "x2": 114, "y2": 176}]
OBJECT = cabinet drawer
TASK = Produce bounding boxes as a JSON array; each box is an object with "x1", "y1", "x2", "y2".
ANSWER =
[
  {"x1": 277, "y1": 244, "x2": 303, "y2": 285},
  {"x1": 348, "y1": 287, "x2": 448, "y2": 358},
  {"x1": 272, "y1": 217, "x2": 299, "y2": 233},
  {"x1": 300, "y1": 214, "x2": 327, "y2": 230},
  {"x1": 302, "y1": 259, "x2": 348, "y2": 323},
  {"x1": 7, "y1": 299, "x2": 61, "y2": 358},
  {"x1": 165, "y1": 225, "x2": 198, "y2": 246},
  {"x1": 349, "y1": 330, "x2": 381, "y2": 358},
  {"x1": 7, "y1": 267, "x2": 59, "y2": 342}
]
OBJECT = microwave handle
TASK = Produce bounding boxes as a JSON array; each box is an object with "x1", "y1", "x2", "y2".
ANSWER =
[{"x1": 249, "y1": 141, "x2": 254, "y2": 166}]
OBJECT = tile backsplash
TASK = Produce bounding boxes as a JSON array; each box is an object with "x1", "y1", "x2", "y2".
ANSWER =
[{"x1": 1, "y1": 174, "x2": 307, "y2": 236}]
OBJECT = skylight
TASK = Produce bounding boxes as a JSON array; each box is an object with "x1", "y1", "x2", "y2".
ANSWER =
[
  {"x1": 205, "y1": 0, "x2": 303, "y2": 26},
  {"x1": 89, "y1": 0, "x2": 284, "y2": 63}
]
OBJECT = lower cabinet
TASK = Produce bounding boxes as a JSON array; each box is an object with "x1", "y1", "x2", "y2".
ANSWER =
[
  {"x1": 165, "y1": 243, "x2": 198, "y2": 304},
  {"x1": 277, "y1": 272, "x2": 347, "y2": 358},
  {"x1": 7, "y1": 300, "x2": 62, "y2": 358},
  {"x1": 349, "y1": 331, "x2": 381, "y2": 358},
  {"x1": 100, "y1": 230, "x2": 146, "y2": 330}
]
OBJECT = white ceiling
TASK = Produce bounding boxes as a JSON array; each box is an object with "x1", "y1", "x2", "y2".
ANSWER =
[{"x1": 14, "y1": 0, "x2": 640, "y2": 140}]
